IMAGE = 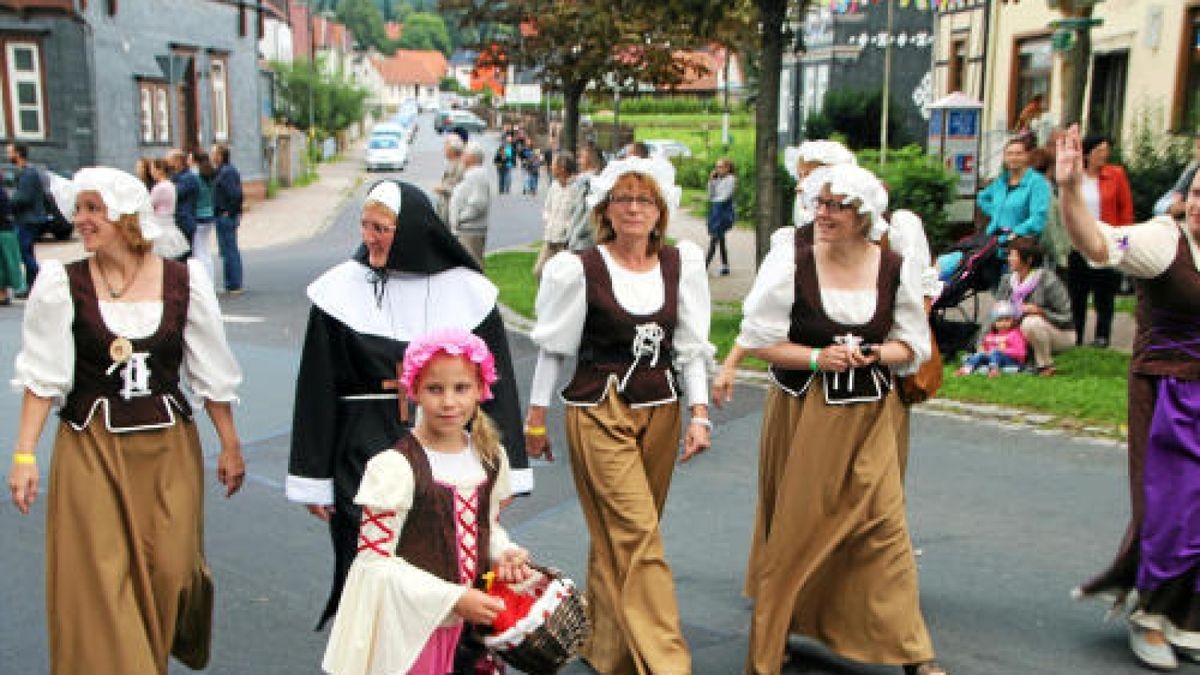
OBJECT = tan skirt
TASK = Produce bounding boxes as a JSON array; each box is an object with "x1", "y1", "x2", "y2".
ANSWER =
[
  {"x1": 565, "y1": 388, "x2": 691, "y2": 675},
  {"x1": 46, "y1": 419, "x2": 211, "y2": 675},
  {"x1": 744, "y1": 385, "x2": 934, "y2": 674}
]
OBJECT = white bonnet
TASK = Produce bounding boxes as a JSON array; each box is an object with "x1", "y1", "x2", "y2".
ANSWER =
[
  {"x1": 586, "y1": 156, "x2": 682, "y2": 213},
  {"x1": 783, "y1": 140, "x2": 856, "y2": 180},
  {"x1": 804, "y1": 163, "x2": 889, "y2": 240},
  {"x1": 72, "y1": 167, "x2": 159, "y2": 240},
  {"x1": 364, "y1": 180, "x2": 402, "y2": 217}
]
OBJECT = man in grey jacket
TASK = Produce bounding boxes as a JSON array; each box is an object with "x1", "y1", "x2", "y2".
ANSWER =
[
  {"x1": 433, "y1": 134, "x2": 465, "y2": 224},
  {"x1": 448, "y1": 141, "x2": 491, "y2": 265},
  {"x1": 7, "y1": 143, "x2": 45, "y2": 292}
]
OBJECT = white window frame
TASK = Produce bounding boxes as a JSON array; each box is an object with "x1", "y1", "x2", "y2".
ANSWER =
[
  {"x1": 155, "y1": 85, "x2": 170, "y2": 143},
  {"x1": 6, "y1": 42, "x2": 44, "y2": 141},
  {"x1": 139, "y1": 84, "x2": 154, "y2": 143},
  {"x1": 210, "y1": 56, "x2": 230, "y2": 143}
]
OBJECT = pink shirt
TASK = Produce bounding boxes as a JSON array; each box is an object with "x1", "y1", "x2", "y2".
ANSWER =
[
  {"x1": 981, "y1": 327, "x2": 1027, "y2": 363},
  {"x1": 150, "y1": 179, "x2": 176, "y2": 218}
]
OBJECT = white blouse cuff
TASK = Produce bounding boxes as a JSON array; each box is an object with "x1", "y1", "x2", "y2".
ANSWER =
[
  {"x1": 529, "y1": 350, "x2": 563, "y2": 408},
  {"x1": 680, "y1": 357, "x2": 709, "y2": 407},
  {"x1": 285, "y1": 475, "x2": 334, "y2": 505}
]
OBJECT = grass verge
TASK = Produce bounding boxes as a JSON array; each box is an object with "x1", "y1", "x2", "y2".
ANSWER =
[{"x1": 485, "y1": 250, "x2": 1129, "y2": 430}]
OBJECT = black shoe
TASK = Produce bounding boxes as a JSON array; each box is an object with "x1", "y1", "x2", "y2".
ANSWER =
[
  {"x1": 1091, "y1": 337, "x2": 1110, "y2": 348},
  {"x1": 0, "y1": 296, "x2": 10, "y2": 306},
  {"x1": 719, "y1": 266, "x2": 730, "y2": 276},
  {"x1": 14, "y1": 290, "x2": 29, "y2": 300}
]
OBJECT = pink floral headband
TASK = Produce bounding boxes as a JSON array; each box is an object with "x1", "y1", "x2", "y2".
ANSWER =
[{"x1": 400, "y1": 329, "x2": 498, "y2": 401}]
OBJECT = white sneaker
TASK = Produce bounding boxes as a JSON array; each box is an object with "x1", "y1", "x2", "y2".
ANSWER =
[{"x1": 1129, "y1": 625, "x2": 1178, "y2": 671}]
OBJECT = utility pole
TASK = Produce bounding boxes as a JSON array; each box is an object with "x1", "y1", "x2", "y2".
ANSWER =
[{"x1": 880, "y1": 0, "x2": 893, "y2": 165}]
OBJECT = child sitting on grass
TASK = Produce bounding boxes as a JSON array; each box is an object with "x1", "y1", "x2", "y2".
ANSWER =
[{"x1": 956, "y1": 301, "x2": 1028, "y2": 378}]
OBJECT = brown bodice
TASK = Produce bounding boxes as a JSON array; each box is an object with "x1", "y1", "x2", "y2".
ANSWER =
[
  {"x1": 771, "y1": 239, "x2": 903, "y2": 398},
  {"x1": 60, "y1": 258, "x2": 192, "y2": 431},
  {"x1": 392, "y1": 432, "x2": 497, "y2": 586},
  {"x1": 561, "y1": 246, "x2": 681, "y2": 406},
  {"x1": 1131, "y1": 228, "x2": 1200, "y2": 380}
]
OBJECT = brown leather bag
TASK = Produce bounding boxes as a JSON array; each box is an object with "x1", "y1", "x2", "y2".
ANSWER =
[{"x1": 896, "y1": 297, "x2": 943, "y2": 405}]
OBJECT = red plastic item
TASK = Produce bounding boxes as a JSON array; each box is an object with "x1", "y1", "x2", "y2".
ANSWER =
[{"x1": 486, "y1": 581, "x2": 538, "y2": 633}]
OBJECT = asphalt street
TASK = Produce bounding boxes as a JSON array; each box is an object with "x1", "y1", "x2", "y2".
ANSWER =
[{"x1": 0, "y1": 117, "x2": 1156, "y2": 674}]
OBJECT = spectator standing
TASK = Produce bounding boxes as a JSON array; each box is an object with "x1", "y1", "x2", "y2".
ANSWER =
[
  {"x1": 977, "y1": 136, "x2": 1052, "y2": 245},
  {"x1": 624, "y1": 140, "x2": 651, "y2": 159},
  {"x1": 0, "y1": 182, "x2": 21, "y2": 304},
  {"x1": 705, "y1": 158, "x2": 736, "y2": 276},
  {"x1": 8, "y1": 143, "x2": 45, "y2": 293},
  {"x1": 1067, "y1": 134, "x2": 1133, "y2": 347},
  {"x1": 167, "y1": 149, "x2": 199, "y2": 251},
  {"x1": 190, "y1": 150, "x2": 218, "y2": 287},
  {"x1": 996, "y1": 239, "x2": 1073, "y2": 376},
  {"x1": 433, "y1": 134, "x2": 465, "y2": 224},
  {"x1": 211, "y1": 144, "x2": 245, "y2": 295},
  {"x1": 521, "y1": 145, "x2": 542, "y2": 195},
  {"x1": 565, "y1": 145, "x2": 604, "y2": 252},
  {"x1": 450, "y1": 142, "x2": 492, "y2": 266},
  {"x1": 533, "y1": 152, "x2": 578, "y2": 279},
  {"x1": 148, "y1": 158, "x2": 189, "y2": 260},
  {"x1": 493, "y1": 132, "x2": 517, "y2": 195}
]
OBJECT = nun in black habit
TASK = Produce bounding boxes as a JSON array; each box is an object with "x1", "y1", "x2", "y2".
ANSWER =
[{"x1": 286, "y1": 180, "x2": 530, "y2": 628}]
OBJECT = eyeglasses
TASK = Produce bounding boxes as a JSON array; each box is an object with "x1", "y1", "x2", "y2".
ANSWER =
[
  {"x1": 813, "y1": 197, "x2": 856, "y2": 213},
  {"x1": 361, "y1": 221, "x2": 397, "y2": 236},
  {"x1": 609, "y1": 194, "x2": 659, "y2": 208}
]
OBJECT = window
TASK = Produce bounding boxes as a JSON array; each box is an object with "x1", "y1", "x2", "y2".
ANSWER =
[
  {"x1": 210, "y1": 56, "x2": 230, "y2": 143},
  {"x1": 948, "y1": 38, "x2": 967, "y2": 94},
  {"x1": 137, "y1": 80, "x2": 171, "y2": 145},
  {"x1": 6, "y1": 42, "x2": 44, "y2": 140},
  {"x1": 802, "y1": 63, "x2": 830, "y2": 119},
  {"x1": 1179, "y1": 8, "x2": 1200, "y2": 132},
  {"x1": 1011, "y1": 36, "x2": 1051, "y2": 127}
]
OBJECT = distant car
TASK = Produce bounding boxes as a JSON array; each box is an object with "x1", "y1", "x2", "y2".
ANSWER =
[
  {"x1": 365, "y1": 134, "x2": 409, "y2": 172},
  {"x1": 436, "y1": 109, "x2": 487, "y2": 134},
  {"x1": 642, "y1": 139, "x2": 693, "y2": 159}
]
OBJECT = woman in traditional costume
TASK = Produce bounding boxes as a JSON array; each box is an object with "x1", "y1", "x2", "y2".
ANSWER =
[
  {"x1": 523, "y1": 157, "x2": 714, "y2": 674},
  {"x1": 738, "y1": 164, "x2": 945, "y2": 675},
  {"x1": 7, "y1": 167, "x2": 246, "y2": 674},
  {"x1": 1059, "y1": 124, "x2": 1200, "y2": 671},
  {"x1": 286, "y1": 180, "x2": 529, "y2": 628}
]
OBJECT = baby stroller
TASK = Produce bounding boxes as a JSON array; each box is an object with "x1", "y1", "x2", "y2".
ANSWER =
[{"x1": 931, "y1": 231, "x2": 1005, "y2": 359}]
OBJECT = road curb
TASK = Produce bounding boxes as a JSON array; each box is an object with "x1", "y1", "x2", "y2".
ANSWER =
[{"x1": 494, "y1": 300, "x2": 1125, "y2": 448}]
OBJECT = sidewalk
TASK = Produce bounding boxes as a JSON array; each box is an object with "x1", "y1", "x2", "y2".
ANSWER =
[
  {"x1": 35, "y1": 142, "x2": 364, "y2": 265},
  {"x1": 668, "y1": 209, "x2": 1137, "y2": 353}
]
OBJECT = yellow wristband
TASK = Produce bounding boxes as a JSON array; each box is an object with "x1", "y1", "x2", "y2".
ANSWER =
[
  {"x1": 524, "y1": 426, "x2": 547, "y2": 436},
  {"x1": 12, "y1": 453, "x2": 36, "y2": 465}
]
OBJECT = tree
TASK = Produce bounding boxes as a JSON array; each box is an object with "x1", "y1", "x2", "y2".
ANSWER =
[
  {"x1": 336, "y1": 0, "x2": 392, "y2": 53},
  {"x1": 271, "y1": 57, "x2": 369, "y2": 137},
  {"x1": 396, "y1": 12, "x2": 453, "y2": 55},
  {"x1": 1051, "y1": 0, "x2": 1097, "y2": 127},
  {"x1": 441, "y1": 0, "x2": 725, "y2": 157}
]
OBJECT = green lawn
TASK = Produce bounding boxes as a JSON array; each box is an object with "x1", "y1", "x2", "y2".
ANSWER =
[
  {"x1": 485, "y1": 250, "x2": 1129, "y2": 430},
  {"x1": 592, "y1": 111, "x2": 757, "y2": 162}
]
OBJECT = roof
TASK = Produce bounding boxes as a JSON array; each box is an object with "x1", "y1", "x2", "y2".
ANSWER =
[{"x1": 372, "y1": 50, "x2": 449, "y2": 86}]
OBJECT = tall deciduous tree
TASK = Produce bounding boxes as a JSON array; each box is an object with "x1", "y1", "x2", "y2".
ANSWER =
[
  {"x1": 337, "y1": 0, "x2": 392, "y2": 53},
  {"x1": 397, "y1": 12, "x2": 453, "y2": 55},
  {"x1": 271, "y1": 57, "x2": 369, "y2": 136},
  {"x1": 440, "y1": 0, "x2": 715, "y2": 155}
]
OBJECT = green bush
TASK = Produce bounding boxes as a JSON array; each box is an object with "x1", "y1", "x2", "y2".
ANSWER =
[
  {"x1": 1118, "y1": 106, "x2": 1192, "y2": 221},
  {"x1": 806, "y1": 88, "x2": 909, "y2": 150},
  {"x1": 857, "y1": 146, "x2": 959, "y2": 252}
]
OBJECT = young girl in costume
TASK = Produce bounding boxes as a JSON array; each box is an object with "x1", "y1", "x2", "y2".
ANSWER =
[{"x1": 322, "y1": 328, "x2": 533, "y2": 675}]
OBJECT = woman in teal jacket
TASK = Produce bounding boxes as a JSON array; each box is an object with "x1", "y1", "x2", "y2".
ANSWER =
[{"x1": 977, "y1": 136, "x2": 1052, "y2": 243}]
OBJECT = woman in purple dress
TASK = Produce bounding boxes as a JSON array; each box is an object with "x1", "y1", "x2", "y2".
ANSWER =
[{"x1": 1059, "y1": 125, "x2": 1200, "y2": 671}]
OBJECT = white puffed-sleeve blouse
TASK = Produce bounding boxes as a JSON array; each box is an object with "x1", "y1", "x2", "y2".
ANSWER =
[
  {"x1": 528, "y1": 241, "x2": 715, "y2": 408},
  {"x1": 11, "y1": 258, "x2": 242, "y2": 406},
  {"x1": 735, "y1": 228, "x2": 931, "y2": 373},
  {"x1": 1091, "y1": 215, "x2": 1200, "y2": 279}
]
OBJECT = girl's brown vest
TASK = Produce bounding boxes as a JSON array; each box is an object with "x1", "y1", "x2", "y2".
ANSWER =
[{"x1": 391, "y1": 432, "x2": 497, "y2": 585}]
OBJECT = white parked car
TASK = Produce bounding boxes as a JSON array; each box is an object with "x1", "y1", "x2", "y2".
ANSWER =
[
  {"x1": 643, "y1": 139, "x2": 693, "y2": 159},
  {"x1": 365, "y1": 134, "x2": 409, "y2": 172}
]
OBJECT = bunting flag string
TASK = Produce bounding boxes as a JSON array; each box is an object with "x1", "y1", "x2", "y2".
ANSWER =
[{"x1": 826, "y1": 0, "x2": 959, "y2": 12}]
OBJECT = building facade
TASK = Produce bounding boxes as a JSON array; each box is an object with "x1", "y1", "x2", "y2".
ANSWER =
[
  {"x1": 0, "y1": 0, "x2": 270, "y2": 195},
  {"x1": 932, "y1": 0, "x2": 1200, "y2": 178},
  {"x1": 780, "y1": 3, "x2": 936, "y2": 147}
]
